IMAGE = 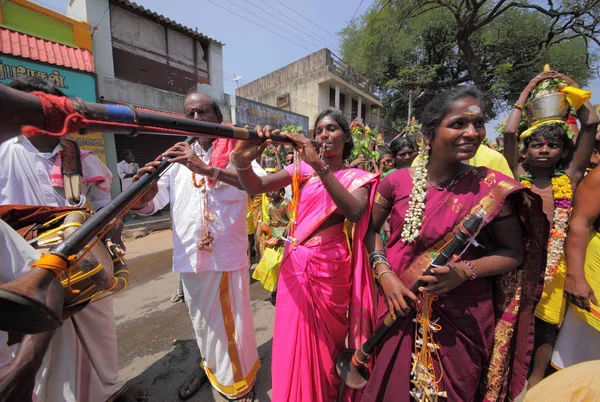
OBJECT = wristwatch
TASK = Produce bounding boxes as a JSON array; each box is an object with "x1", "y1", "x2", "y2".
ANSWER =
[{"x1": 210, "y1": 167, "x2": 221, "y2": 181}]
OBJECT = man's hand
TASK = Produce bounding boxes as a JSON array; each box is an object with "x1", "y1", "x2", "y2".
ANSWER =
[{"x1": 162, "y1": 142, "x2": 210, "y2": 176}]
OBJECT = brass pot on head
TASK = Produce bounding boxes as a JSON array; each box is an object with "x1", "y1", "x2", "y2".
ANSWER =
[{"x1": 525, "y1": 93, "x2": 570, "y2": 125}]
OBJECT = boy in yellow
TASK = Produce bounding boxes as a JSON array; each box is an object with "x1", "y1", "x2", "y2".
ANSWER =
[{"x1": 503, "y1": 70, "x2": 597, "y2": 388}]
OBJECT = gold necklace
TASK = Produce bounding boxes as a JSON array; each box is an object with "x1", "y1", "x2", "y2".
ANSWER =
[
  {"x1": 191, "y1": 172, "x2": 205, "y2": 188},
  {"x1": 191, "y1": 171, "x2": 215, "y2": 251}
]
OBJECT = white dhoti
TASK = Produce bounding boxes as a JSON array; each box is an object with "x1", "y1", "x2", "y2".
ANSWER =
[
  {"x1": 34, "y1": 297, "x2": 125, "y2": 402},
  {"x1": 182, "y1": 268, "x2": 260, "y2": 398},
  {"x1": 551, "y1": 305, "x2": 600, "y2": 369}
]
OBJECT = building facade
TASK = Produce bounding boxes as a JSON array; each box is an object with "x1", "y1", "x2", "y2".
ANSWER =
[
  {"x1": 66, "y1": 0, "x2": 226, "y2": 196},
  {"x1": 0, "y1": 0, "x2": 106, "y2": 161},
  {"x1": 236, "y1": 48, "x2": 384, "y2": 133}
]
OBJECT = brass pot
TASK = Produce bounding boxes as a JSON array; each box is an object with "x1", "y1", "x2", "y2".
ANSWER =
[{"x1": 525, "y1": 93, "x2": 569, "y2": 124}]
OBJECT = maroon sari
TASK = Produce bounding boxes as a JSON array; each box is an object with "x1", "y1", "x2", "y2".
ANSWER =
[{"x1": 362, "y1": 167, "x2": 548, "y2": 402}]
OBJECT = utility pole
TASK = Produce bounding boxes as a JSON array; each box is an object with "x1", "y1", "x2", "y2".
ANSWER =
[{"x1": 407, "y1": 90, "x2": 413, "y2": 124}]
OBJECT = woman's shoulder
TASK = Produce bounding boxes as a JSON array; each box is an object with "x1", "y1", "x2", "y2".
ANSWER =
[{"x1": 470, "y1": 166, "x2": 522, "y2": 188}]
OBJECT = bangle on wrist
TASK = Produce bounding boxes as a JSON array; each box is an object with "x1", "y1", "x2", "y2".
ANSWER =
[
  {"x1": 316, "y1": 164, "x2": 330, "y2": 176},
  {"x1": 210, "y1": 167, "x2": 221, "y2": 181},
  {"x1": 513, "y1": 103, "x2": 524, "y2": 111},
  {"x1": 229, "y1": 153, "x2": 252, "y2": 171},
  {"x1": 376, "y1": 269, "x2": 396, "y2": 281}
]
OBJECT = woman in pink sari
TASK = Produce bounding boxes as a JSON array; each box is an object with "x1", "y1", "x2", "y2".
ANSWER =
[
  {"x1": 362, "y1": 87, "x2": 547, "y2": 401},
  {"x1": 231, "y1": 109, "x2": 378, "y2": 401}
]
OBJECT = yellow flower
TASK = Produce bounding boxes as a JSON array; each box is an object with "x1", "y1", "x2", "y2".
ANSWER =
[
  {"x1": 521, "y1": 180, "x2": 533, "y2": 189},
  {"x1": 551, "y1": 175, "x2": 573, "y2": 199}
]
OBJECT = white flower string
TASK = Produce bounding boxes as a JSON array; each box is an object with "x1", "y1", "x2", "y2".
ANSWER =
[{"x1": 401, "y1": 139, "x2": 429, "y2": 243}]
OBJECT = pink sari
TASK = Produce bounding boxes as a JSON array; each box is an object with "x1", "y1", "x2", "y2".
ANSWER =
[
  {"x1": 362, "y1": 167, "x2": 548, "y2": 402},
  {"x1": 272, "y1": 162, "x2": 378, "y2": 402}
]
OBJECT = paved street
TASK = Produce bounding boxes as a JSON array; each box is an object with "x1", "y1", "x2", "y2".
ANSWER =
[{"x1": 116, "y1": 230, "x2": 275, "y2": 401}]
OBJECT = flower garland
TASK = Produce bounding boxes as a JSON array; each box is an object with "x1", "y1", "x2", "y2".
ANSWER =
[
  {"x1": 519, "y1": 170, "x2": 572, "y2": 283},
  {"x1": 401, "y1": 138, "x2": 429, "y2": 243}
]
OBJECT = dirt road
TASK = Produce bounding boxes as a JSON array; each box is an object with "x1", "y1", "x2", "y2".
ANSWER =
[{"x1": 116, "y1": 230, "x2": 275, "y2": 401}]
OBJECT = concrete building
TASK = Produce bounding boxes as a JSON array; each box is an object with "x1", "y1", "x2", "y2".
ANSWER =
[
  {"x1": 66, "y1": 0, "x2": 226, "y2": 196},
  {"x1": 236, "y1": 48, "x2": 384, "y2": 132},
  {"x1": 0, "y1": 0, "x2": 104, "y2": 160}
]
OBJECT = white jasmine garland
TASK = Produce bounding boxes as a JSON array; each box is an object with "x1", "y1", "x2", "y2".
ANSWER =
[{"x1": 401, "y1": 139, "x2": 429, "y2": 243}]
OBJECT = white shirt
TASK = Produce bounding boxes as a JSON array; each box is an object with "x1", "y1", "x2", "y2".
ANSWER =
[
  {"x1": 0, "y1": 136, "x2": 111, "y2": 212},
  {"x1": 117, "y1": 160, "x2": 139, "y2": 191},
  {"x1": 0, "y1": 220, "x2": 41, "y2": 369},
  {"x1": 137, "y1": 143, "x2": 265, "y2": 273}
]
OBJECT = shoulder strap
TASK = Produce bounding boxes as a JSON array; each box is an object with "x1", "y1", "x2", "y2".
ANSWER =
[{"x1": 60, "y1": 138, "x2": 84, "y2": 205}]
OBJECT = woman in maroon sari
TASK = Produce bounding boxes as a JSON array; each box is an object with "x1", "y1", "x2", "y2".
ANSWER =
[{"x1": 362, "y1": 87, "x2": 547, "y2": 401}]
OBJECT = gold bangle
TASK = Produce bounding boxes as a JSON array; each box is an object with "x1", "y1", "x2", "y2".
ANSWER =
[
  {"x1": 229, "y1": 152, "x2": 252, "y2": 171},
  {"x1": 376, "y1": 269, "x2": 396, "y2": 281},
  {"x1": 513, "y1": 103, "x2": 524, "y2": 111}
]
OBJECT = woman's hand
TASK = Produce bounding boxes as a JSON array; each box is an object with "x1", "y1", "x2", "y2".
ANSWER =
[
  {"x1": 349, "y1": 155, "x2": 366, "y2": 168},
  {"x1": 418, "y1": 263, "x2": 468, "y2": 296},
  {"x1": 283, "y1": 131, "x2": 324, "y2": 170},
  {"x1": 377, "y1": 266, "x2": 418, "y2": 320},
  {"x1": 564, "y1": 273, "x2": 598, "y2": 312},
  {"x1": 232, "y1": 125, "x2": 271, "y2": 166}
]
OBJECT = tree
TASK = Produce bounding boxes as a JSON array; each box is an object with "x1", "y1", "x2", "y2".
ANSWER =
[{"x1": 340, "y1": 0, "x2": 600, "y2": 126}]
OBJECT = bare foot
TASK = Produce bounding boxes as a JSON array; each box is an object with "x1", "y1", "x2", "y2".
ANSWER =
[{"x1": 115, "y1": 385, "x2": 148, "y2": 402}]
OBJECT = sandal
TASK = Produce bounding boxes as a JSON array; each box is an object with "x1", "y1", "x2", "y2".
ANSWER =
[
  {"x1": 171, "y1": 292, "x2": 185, "y2": 304},
  {"x1": 178, "y1": 367, "x2": 208, "y2": 400}
]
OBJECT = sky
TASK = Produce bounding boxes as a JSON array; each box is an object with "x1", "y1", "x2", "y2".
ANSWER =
[{"x1": 32, "y1": 0, "x2": 600, "y2": 138}]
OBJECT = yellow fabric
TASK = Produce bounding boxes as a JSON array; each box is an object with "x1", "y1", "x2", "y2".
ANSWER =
[
  {"x1": 519, "y1": 119, "x2": 568, "y2": 142},
  {"x1": 411, "y1": 145, "x2": 514, "y2": 178},
  {"x1": 574, "y1": 230, "x2": 600, "y2": 331},
  {"x1": 468, "y1": 145, "x2": 514, "y2": 178},
  {"x1": 252, "y1": 246, "x2": 283, "y2": 292},
  {"x1": 203, "y1": 360, "x2": 260, "y2": 398},
  {"x1": 261, "y1": 193, "x2": 269, "y2": 224},
  {"x1": 246, "y1": 196, "x2": 255, "y2": 235},
  {"x1": 560, "y1": 86, "x2": 592, "y2": 110},
  {"x1": 535, "y1": 254, "x2": 567, "y2": 325}
]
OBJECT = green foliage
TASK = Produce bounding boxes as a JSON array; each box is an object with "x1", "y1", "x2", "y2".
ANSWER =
[
  {"x1": 339, "y1": 0, "x2": 599, "y2": 126},
  {"x1": 280, "y1": 124, "x2": 303, "y2": 133},
  {"x1": 348, "y1": 122, "x2": 380, "y2": 162}
]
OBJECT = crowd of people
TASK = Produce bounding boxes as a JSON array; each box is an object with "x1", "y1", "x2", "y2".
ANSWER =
[{"x1": 0, "y1": 65, "x2": 598, "y2": 402}]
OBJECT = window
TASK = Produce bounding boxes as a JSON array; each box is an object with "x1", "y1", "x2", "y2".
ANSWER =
[
  {"x1": 329, "y1": 87, "x2": 335, "y2": 108},
  {"x1": 277, "y1": 94, "x2": 290, "y2": 109}
]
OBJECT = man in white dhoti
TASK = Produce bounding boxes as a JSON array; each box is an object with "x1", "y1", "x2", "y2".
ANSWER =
[
  {"x1": 0, "y1": 76, "x2": 147, "y2": 402},
  {"x1": 133, "y1": 92, "x2": 263, "y2": 401}
]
